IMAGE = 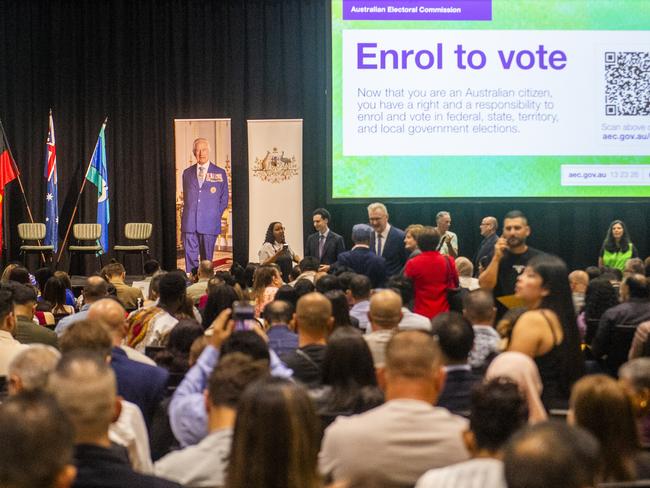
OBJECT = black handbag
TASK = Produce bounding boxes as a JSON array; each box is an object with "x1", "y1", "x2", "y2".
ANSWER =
[{"x1": 444, "y1": 256, "x2": 463, "y2": 312}]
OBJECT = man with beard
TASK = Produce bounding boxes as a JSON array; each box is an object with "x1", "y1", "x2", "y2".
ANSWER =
[{"x1": 478, "y1": 211, "x2": 543, "y2": 319}]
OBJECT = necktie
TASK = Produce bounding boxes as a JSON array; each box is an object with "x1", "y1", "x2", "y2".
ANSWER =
[
  {"x1": 377, "y1": 234, "x2": 383, "y2": 256},
  {"x1": 318, "y1": 234, "x2": 326, "y2": 259},
  {"x1": 198, "y1": 166, "x2": 205, "y2": 187}
]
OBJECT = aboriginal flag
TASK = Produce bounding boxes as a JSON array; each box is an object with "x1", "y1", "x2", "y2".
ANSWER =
[{"x1": 0, "y1": 121, "x2": 18, "y2": 255}]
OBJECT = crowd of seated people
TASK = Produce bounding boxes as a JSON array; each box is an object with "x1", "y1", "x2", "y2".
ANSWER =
[{"x1": 2, "y1": 207, "x2": 650, "y2": 487}]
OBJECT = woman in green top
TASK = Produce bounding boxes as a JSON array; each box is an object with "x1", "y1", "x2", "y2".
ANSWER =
[{"x1": 598, "y1": 220, "x2": 638, "y2": 271}]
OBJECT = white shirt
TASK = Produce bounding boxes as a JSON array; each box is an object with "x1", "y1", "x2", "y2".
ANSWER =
[
  {"x1": 416, "y1": 458, "x2": 506, "y2": 488},
  {"x1": 399, "y1": 307, "x2": 432, "y2": 331},
  {"x1": 438, "y1": 231, "x2": 459, "y2": 256},
  {"x1": 109, "y1": 399, "x2": 153, "y2": 475}
]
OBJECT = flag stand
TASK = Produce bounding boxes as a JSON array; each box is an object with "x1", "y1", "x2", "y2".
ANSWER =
[
  {"x1": 56, "y1": 117, "x2": 108, "y2": 266},
  {"x1": 0, "y1": 117, "x2": 45, "y2": 263}
]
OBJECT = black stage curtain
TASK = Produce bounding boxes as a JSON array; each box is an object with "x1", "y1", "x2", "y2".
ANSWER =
[{"x1": 0, "y1": 0, "x2": 647, "y2": 272}]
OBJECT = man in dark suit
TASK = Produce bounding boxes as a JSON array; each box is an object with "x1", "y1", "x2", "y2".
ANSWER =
[
  {"x1": 474, "y1": 216, "x2": 498, "y2": 276},
  {"x1": 334, "y1": 224, "x2": 387, "y2": 288},
  {"x1": 305, "y1": 208, "x2": 345, "y2": 271},
  {"x1": 367, "y1": 202, "x2": 408, "y2": 277},
  {"x1": 180, "y1": 138, "x2": 229, "y2": 273},
  {"x1": 433, "y1": 312, "x2": 482, "y2": 416}
]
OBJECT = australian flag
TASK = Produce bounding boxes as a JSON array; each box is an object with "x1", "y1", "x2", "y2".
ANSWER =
[{"x1": 44, "y1": 110, "x2": 58, "y2": 252}]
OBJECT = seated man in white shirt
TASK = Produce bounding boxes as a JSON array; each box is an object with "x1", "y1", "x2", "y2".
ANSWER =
[
  {"x1": 416, "y1": 377, "x2": 528, "y2": 488},
  {"x1": 155, "y1": 353, "x2": 269, "y2": 487},
  {"x1": 347, "y1": 274, "x2": 371, "y2": 334},
  {"x1": 320, "y1": 330, "x2": 470, "y2": 486},
  {"x1": 386, "y1": 275, "x2": 431, "y2": 332}
]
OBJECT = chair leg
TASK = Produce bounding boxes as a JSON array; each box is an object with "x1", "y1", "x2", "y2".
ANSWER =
[{"x1": 140, "y1": 251, "x2": 145, "y2": 276}]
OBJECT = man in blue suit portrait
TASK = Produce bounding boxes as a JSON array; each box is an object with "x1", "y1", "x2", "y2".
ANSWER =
[{"x1": 181, "y1": 138, "x2": 229, "y2": 272}]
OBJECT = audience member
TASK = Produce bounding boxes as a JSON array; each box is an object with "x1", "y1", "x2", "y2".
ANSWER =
[
  {"x1": 0, "y1": 287, "x2": 28, "y2": 376},
  {"x1": 485, "y1": 352, "x2": 548, "y2": 424},
  {"x1": 626, "y1": 257, "x2": 646, "y2": 277},
  {"x1": 281, "y1": 292, "x2": 333, "y2": 388},
  {"x1": 289, "y1": 265, "x2": 302, "y2": 283},
  {"x1": 599, "y1": 219, "x2": 639, "y2": 271},
  {"x1": 54, "y1": 271, "x2": 77, "y2": 308},
  {"x1": 325, "y1": 289, "x2": 358, "y2": 329},
  {"x1": 43, "y1": 276, "x2": 75, "y2": 316},
  {"x1": 404, "y1": 226, "x2": 458, "y2": 319},
  {"x1": 201, "y1": 283, "x2": 238, "y2": 330},
  {"x1": 364, "y1": 289, "x2": 402, "y2": 367},
  {"x1": 274, "y1": 284, "x2": 298, "y2": 310},
  {"x1": 154, "y1": 353, "x2": 269, "y2": 487},
  {"x1": 185, "y1": 260, "x2": 213, "y2": 304},
  {"x1": 294, "y1": 277, "x2": 316, "y2": 298},
  {"x1": 48, "y1": 352, "x2": 181, "y2": 487},
  {"x1": 12, "y1": 283, "x2": 58, "y2": 347},
  {"x1": 347, "y1": 274, "x2": 372, "y2": 332},
  {"x1": 585, "y1": 265, "x2": 602, "y2": 281},
  {"x1": 592, "y1": 273, "x2": 650, "y2": 375},
  {"x1": 569, "y1": 374, "x2": 650, "y2": 481},
  {"x1": 433, "y1": 312, "x2": 481, "y2": 415},
  {"x1": 315, "y1": 273, "x2": 342, "y2": 293},
  {"x1": 226, "y1": 377, "x2": 321, "y2": 488},
  {"x1": 264, "y1": 299, "x2": 299, "y2": 356},
  {"x1": 305, "y1": 208, "x2": 346, "y2": 271},
  {"x1": 144, "y1": 272, "x2": 165, "y2": 307},
  {"x1": 258, "y1": 221, "x2": 300, "y2": 282},
  {"x1": 34, "y1": 266, "x2": 54, "y2": 296},
  {"x1": 169, "y1": 308, "x2": 291, "y2": 447},
  {"x1": 252, "y1": 264, "x2": 282, "y2": 317},
  {"x1": 463, "y1": 290, "x2": 500, "y2": 370},
  {"x1": 61, "y1": 315, "x2": 168, "y2": 430},
  {"x1": 456, "y1": 256, "x2": 479, "y2": 290},
  {"x1": 335, "y1": 223, "x2": 387, "y2": 288},
  {"x1": 152, "y1": 318, "x2": 204, "y2": 376},
  {"x1": 291, "y1": 256, "x2": 320, "y2": 285},
  {"x1": 319, "y1": 331, "x2": 469, "y2": 486},
  {"x1": 386, "y1": 275, "x2": 431, "y2": 331},
  {"x1": 579, "y1": 277, "x2": 618, "y2": 344},
  {"x1": 619, "y1": 358, "x2": 650, "y2": 446},
  {"x1": 311, "y1": 326, "x2": 383, "y2": 430},
  {"x1": 7, "y1": 265, "x2": 30, "y2": 284},
  {"x1": 367, "y1": 202, "x2": 408, "y2": 277},
  {"x1": 131, "y1": 259, "x2": 161, "y2": 299},
  {"x1": 7, "y1": 345, "x2": 60, "y2": 394},
  {"x1": 479, "y1": 210, "x2": 544, "y2": 319},
  {"x1": 503, "y1": 422, "x2": 600, "y2": 488},
  {"x1": 102, "y1": 262, "x2": 144, "y2": 310},
  {"x1": 416, "y1": 378, "x2": 528, "y2": 488},
  {"x1": 126, "y1": 272, "x2": 187, "y2": 351},
  {"x1": 0, "y1": 390, "x2": 76, "y2": 488},
  {"x1": 508, "y1": 254, "x2": 584, "y2": 408},
  {"x1": 568, "y1": 270, "x2": 589, "y2": 315},
  {"x1": 435, "y1": 211, "x2": 458, "y2": 257},
  {"x1": 56, "y1": 275, "x2": 108, "y2": 336},
  {"x1": 474, "y1": 216, "x2": 499, "y2": 276},
  {"x1": 402, "y1": 224, "x2": 424, "y2": 270}
]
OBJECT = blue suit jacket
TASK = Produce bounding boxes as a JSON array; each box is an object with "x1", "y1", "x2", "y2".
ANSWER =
[
  {"x1": 335, "y1": 247, "x2": 387, "y2": 288},
  {"x1": 181, "y1": 162, "x2": 229, "y2": 235},
  {"x1": 111, "y1": 347, "x2": 169, "y2": 429},
  {"x1": 369, "y1": 226, "x2": 408, "y2": 277},
  {"x1": 305, "y1": 230, "x2": 346, "y2": 265}
]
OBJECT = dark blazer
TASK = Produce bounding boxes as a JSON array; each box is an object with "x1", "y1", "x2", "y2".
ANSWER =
[
  {"x1": 180, "y1": 162, "x2": 229, "y2": 235},
  {"x1": 305, "y1": 230, "x2": 346, "y2": 265},
  {"x1": 369, "y1": 226, "x2": 408, "y2": 277},
  {"x1": 474, "y1": 233, "x2": 498, "y2": 275},
  {"x1": 335, "y1": 247, "x2": 387, "y2": 288},
  {"x1": 111, "y1": 347, "x2": 169, "y2": 429},
  {"x1": 436, "y1": 367, "x2": 482, "y2": 415}
]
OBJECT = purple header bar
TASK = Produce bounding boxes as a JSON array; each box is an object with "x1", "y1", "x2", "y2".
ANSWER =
[{"x1": 342, "y1": 0, "x2": 492, "y2": 21}]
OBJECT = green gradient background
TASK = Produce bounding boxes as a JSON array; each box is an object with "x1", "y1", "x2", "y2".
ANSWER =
[{"x1": 331, "y1": 0, "x2": 650, "y2": 198}]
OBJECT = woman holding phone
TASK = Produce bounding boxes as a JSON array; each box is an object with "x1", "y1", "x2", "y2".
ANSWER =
[{"x1": 258, "y1": 221, "x2": 301, "y2": 282}]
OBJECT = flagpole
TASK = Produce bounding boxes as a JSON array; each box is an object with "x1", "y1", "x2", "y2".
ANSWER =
[{"x1": 56, "y1": 117, "x2": 108, "y2": 265}]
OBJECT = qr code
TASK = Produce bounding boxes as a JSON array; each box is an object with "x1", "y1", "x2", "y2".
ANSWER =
[{"x1": 604, "y1": 51, "x2": 650, "y2": 116}]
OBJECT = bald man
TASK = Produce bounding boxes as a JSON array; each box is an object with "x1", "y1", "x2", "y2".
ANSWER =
[
  {"x1": 474, "y1": 216, "x2": 499, "y2": 275},
  {"x1": 88, "y1": 298, "x2": 155, "y2": 366},
  {"x1": 365, "y1": 289, "x2": 403, "y2": 367},
  {"x1": 280, "y1": 292, "x2": 334, "y2": 388},
  {"x1": 568, "y1": 270, "x2": 589, "y2": 315},
  {"x1": 88, "y1": 299, "x2": 169, "y2": 429}
]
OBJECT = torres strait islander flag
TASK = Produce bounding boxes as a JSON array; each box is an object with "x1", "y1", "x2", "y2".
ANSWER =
[{"x1": 0, "y1": 120, "x2": 18, "y2": 255}]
